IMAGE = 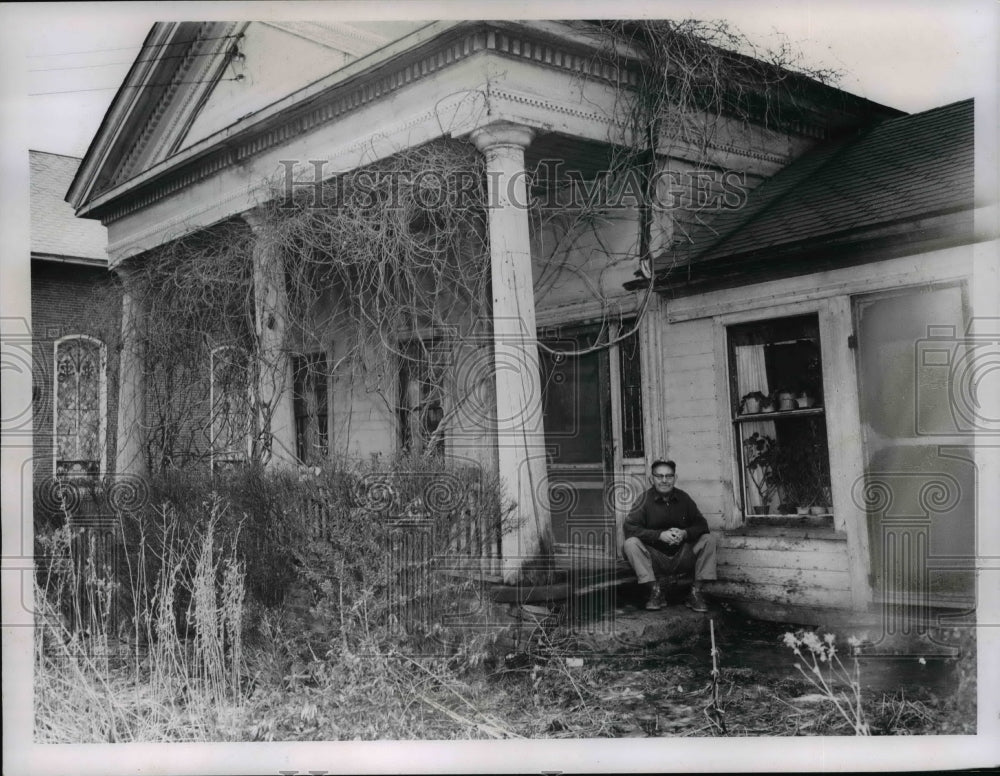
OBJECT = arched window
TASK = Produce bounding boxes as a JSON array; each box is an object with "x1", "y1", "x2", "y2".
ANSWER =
[
  {"x1": 53, "y1": 336, "x2": 106, "y2": 477},
  {"x1": 210, "y1": 345, "x2": 251, "y2": 472}
]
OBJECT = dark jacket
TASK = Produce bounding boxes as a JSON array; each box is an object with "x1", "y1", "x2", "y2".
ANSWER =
[{"x1": 623, "y1": 486, "x2": 709, "y2": 555}]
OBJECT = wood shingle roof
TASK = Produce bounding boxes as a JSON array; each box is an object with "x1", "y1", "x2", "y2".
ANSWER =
[
  {"x1": 672, "y1": 98, "x2": 974, "y2": 268},
  {"x1": 30, "y1": 151, "x2": 108, "y2": 264}
]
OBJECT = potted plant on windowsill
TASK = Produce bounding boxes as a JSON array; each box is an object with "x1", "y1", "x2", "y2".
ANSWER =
[
  {"x1": 775, "y1": 389, "x2": 797, "y2": 411},
  {"x1": 739, "y1": 391, "x2": 769, "y2": 415},
  {"x1": 742, "y1": 432, "x2": 779, "y2": 515},
  {"x1": 796, "y1": 389, "x2": 817, "y2": 409},
  {"x1": 781, "y1": 474, "x2": 813, "y2": 516},
  {"x1": 810, "y1": 485, "x2": 834, "y2": 516},
  {"x1": 769, "y1": 442, "x2": 812, "y2": 516}
]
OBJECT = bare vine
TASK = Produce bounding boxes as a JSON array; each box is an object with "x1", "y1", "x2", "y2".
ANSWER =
[{"x1": 116, "y1": 19, "x2": 839, "y2": 470}]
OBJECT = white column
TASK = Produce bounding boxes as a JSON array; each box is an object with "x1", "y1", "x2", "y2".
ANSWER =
[
  {"x1": 243, "y1": 211, "x2": 298, "y2": 468},
  {"x1": 471, "y1": 121, "x2": 553, "y2": 583},
  {"x1": 114, "y1": 267, "x2": 146, "y2": 476}
]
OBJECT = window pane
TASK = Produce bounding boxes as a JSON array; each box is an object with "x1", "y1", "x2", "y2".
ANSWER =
[
  {"x1": 211, "y1": 346, "x2": 250, "y2": 468},
  {"x1": 54, "y1": 339, "x2": 102, "y2": 474},
  {"x1": 618, "y1": 328, "x2": 644, "y2": 458},
  {"x1": 854, "y1": 284, "x2": 974, "y2": 601},
  {"x1": 539, "y1": 333, "x2": 604, "y2": 465},
  {"x1": 398, "y1": 341, "x2": 446, "y2": 456},
  {"x1": 857, "y1": 285, "x2": 965, "y2": 437},
  {"x1": 729, "y1": 314, "x2": 823, "y2": 414},
  {"x1": 294, "y1": 352, "x2": 331, "y2": 462}
]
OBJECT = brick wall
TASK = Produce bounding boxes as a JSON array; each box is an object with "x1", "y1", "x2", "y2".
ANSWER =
[{"x1": 30, "y1": 260, "x2": 122, "y2": 481}]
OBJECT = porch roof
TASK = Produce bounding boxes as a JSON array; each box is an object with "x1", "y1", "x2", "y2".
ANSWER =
[
  {"x1": 69, "y1": 19, "x2": 900, "y2": 231},
  {"x1": 645, "y1": 98, "x2": 974, "y2": 293}
]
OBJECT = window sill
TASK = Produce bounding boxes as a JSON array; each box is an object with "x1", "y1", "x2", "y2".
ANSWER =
[
  {"x1": 726, "y1": 518, "x2": 844, "y2": 540},
  {"x1": 734, "y1": 407, "x2": 824, "y2": 421}
]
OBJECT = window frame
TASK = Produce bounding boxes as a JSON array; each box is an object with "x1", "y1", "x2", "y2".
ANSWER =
[
  {"x1": 616, "y1": 321, "x2": 645, "y2": 461},
  {"x1": 397, "y1": 338, "x2": 448, "y2": 457},
  {"x1": 712, "y1": 299, "x2": 842, "y2": 531},
  {"x1": 726, "y1": 312, "x2": 832, "y2": 523},
  {"x1": 52, "y1": 334, "x2": 107, "y2": 478},
  {"x1": 291, "y1": 350, "x2": 332, "y2": 464},
  {"x1": 209, "y1": 345, "x2": 253, "y2": 472}
]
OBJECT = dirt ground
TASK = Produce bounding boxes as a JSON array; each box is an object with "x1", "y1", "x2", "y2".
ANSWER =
[
  {"x1": 474, "y1": 599, "x2": 977, "y2": 738},
  {"x1": 241, "y1": 595, "x2": 976, "y2": 740}
]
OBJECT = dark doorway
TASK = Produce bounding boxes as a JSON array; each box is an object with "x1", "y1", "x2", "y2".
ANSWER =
[{"x1": 538, "y1": 325, "x2": 614, "y2": 549}]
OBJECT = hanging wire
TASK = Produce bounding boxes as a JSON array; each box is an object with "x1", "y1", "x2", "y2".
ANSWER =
[
  {"x1": 29, "y1": 50, "x2": 232, "y2": 73},
  {"x1": 27, "y1": 34, "x2": 239, "y2": 58},
  {"x1": 29, "y1": 76, "x2": 244, "y2": 97}
]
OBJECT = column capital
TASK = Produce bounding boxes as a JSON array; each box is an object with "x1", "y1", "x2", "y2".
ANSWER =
[
  {"x1": 111, "y1": 256, "x2": 143, "y2": 283},
  {"x1": 241, "y1": 208, "x2": 266, "y2": 232},
  {"x1": 470, "y1": 121, "x2": 535, "y2": 154}
]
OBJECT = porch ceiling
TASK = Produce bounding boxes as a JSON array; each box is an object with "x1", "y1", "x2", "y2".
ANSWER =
[{"x1": 525, "y1": 133, "x2": 619, "y2": 185}]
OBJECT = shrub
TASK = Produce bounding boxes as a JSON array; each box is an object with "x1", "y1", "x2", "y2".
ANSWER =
[
  {"x1": 271, "y1": 452, "x2": 517, "y2": 656},
  {"x1": 35, "y1": 453, "x2": 518, "y2": 741}
]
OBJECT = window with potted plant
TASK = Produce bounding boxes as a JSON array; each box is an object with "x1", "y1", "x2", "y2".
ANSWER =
[
  {"x1": 728, "y1": 314, "x2": 833, "y2": 523},
  {"x1": 742, "y1": 431, "x2": 780, "y2": 515}
]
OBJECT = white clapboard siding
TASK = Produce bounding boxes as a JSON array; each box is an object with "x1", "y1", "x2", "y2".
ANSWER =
[
  {"x1": 662, "y1": 372, "x2": 719, "y2": 402},
  {"x1": 663, "y1": 399, "x2": 718, "y2": 420},
  {"x1": 660, "y1": 318, "x2": 725, "y2": 522},
  {"x1": 660, "y1": 335, "x2": 715, "y2": 358},
  {"x1": 716, "y1": 565, "x2": 849, "y2": 589},
  {"x1": 715, "y1": 532, "x2": 852, "y2": 607},
  {"x1": 722, "y1": 533, "x2": 849, "y2": 553},
  {"x1": 719, "y1": 549, "x2": 848, "y2": 571},
  {"x1": 708, "y1": 580, "x2": 854, "y2": 609},
  {"x1": 667, "y1": 430, "x2": 721, "y2": 453},
  {"x1": 671, "y1": 457, "x2": 723, "y2": 482},
  {"x1": 667, "y1": 415, "x2": 725, "y2": 434},
  {"x1": 662, "y1": 352, "x2": 715, "y2": 374}
]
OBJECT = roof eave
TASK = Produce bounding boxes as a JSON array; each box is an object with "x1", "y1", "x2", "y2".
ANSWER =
[
  {"x1": 632, "y1": 207, "x2": 976, "y2": 296},
  {"x1": 67, "y1": 22, "x2": 175, "y2": 212}
]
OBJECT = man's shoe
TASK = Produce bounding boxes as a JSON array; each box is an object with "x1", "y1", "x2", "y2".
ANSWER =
[
  {"x1": 684, "y1": 587, "x2": 708, "y2": 613},
  {"x1": 645, "y1": 583, "x2": 664, "y2": 611}
]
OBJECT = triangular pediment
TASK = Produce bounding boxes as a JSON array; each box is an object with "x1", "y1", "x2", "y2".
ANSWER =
[
  {"x1": 69, "y1": 21, "x2": 246, "y2": 204},
  {"x1": 174, "y1": 23, "x2": 384, "y2": 155},
  {"x1": 70, "y1": 21, "x2": 423, "y2": 210}
]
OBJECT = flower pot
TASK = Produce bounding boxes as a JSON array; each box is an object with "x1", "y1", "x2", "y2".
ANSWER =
[
  {"x1": 779, "y1": 398, "x2": 797, "y2": 411},
  {"x1": 796, "y1": 506, "x2": 810, "y2": 516},
  {"x1": 761, "y1": 405, "x2": 775, "y2": 413},
  {"x1": 796, "y1": 395, "x2": 815, "y2": 409},
  {"x1": 743, "y1": 398, "x2": 760, "y2": 414},
  {"x1": 809, "y1": 505, "x2": 827, "y2": 516}
]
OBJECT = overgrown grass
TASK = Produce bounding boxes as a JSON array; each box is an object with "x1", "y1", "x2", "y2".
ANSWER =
[
  {"x1": 34, "y1": 454, "x2": 518, "y2": 741},
  {"x1": 34, "y1": 499, "x2": 246, "y2": 742},
  {"x1": 34, "y1": 459, "x2": 976, "y2": 741}
]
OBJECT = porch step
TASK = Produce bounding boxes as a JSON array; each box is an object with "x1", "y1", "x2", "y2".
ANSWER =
[{"x1": 483, "y1": 557, "x2": 693, "y2": 605}]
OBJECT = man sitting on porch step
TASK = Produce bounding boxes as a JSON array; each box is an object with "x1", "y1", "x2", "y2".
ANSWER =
[{"x1": 623, "y1": 459, "x2": 717, "y2": 612}]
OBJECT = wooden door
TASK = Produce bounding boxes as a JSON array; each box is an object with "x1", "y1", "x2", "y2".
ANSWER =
[{"x1": 538, "y1": 326, "x2": 614, "y2": 550}]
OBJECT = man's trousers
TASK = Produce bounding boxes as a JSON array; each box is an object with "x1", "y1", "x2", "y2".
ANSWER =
[{"x1": 622, "y1": 533, "x2": 718, "y2": 585}]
